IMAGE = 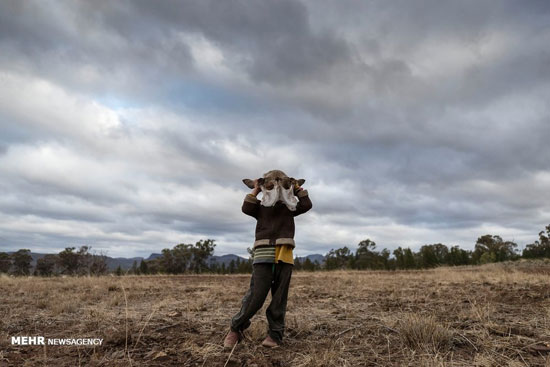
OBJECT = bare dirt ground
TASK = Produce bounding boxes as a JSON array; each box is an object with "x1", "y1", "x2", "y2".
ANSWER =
[{"x1": 2, "y1": 262, "x2": 550, "y2": 366}]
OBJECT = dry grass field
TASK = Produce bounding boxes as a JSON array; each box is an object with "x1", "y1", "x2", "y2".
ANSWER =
[{"x1": 2, "y1": 262, "x2": 550, "y2": 366}]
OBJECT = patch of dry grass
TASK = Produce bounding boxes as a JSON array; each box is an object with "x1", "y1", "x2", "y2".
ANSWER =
[
  {"x1": 2, "y1": 262, "x2": 550, "y2": 366},
  {"x1": 397, "y1": 313, "x2": 454, "y2": 354}
]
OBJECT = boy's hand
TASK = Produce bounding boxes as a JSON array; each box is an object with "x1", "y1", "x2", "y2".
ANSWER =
[
  {"x1": 251, "y1": 179, "x2": 261, "y2": 196},
  {"x1": 294, "y1": 183, "x2": 303, "y2": 195}
]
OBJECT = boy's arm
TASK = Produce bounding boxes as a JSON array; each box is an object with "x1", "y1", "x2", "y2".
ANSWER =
[
  {"x1": 293, "y1": 188, "x2": 312, "y2": 216},
  {"x1": 242, "y1": 181, "x2": 261, "y2": 218}
]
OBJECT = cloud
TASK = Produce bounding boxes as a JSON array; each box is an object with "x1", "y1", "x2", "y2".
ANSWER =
[{"x1": 1, "y1": 0, "x2": 549, "y2": 257}]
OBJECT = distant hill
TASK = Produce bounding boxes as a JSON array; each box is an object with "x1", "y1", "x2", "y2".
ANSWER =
[
  {"x1": 105, "y1": 256, "x2": 144, "y2": 271},
  {"x1": 208, "y1": 254, "x2": 247, "y2": 266},
  {"x1": 8, "y1": 251, "x2": 146, "y2": 271},
  {"x1": 146, "y1": 253, "x2": 162, "y2": 261},
  {"x1": 296, "y1": 254, "x2": 325, "y2": 264},
  {"x1": 5, "y1": 251, "x2": 325, "y2": 271},
  {"x1": 146, "y1": 253, "x2": 249, "y2": 267}
]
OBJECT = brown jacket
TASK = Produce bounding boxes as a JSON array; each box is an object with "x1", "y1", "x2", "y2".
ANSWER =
[{"x1": 242, "y1": 190, "x2": 312, "y2": 249}]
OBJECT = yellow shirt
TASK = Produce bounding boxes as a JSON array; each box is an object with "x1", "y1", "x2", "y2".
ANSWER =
[{"x1": 275, "y1": 245, "x2": 294, "y2": 265}]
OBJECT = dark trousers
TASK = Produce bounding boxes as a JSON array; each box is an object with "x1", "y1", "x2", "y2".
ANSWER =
[{"x1": 230, "y1": 262, "x2": 293, "y2": 343}]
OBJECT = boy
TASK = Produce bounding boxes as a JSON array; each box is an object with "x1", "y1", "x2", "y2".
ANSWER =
[{"x1": 224, "y1": 170, "x2": 313, "y2": 348}]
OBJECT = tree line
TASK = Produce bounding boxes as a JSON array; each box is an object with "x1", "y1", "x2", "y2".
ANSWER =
[
  {"x1": 0, "y1": 246, "x2": 108, "y2": 276},
  {"x1": 128, "y1": 239, "x2": 254, "y2": 275},
  {"x1": 2, "y1": 224, "x2": 550, "y2": 276},
  {"x1": 318, "y1": 224, "x2": 550, "y2": 271}
]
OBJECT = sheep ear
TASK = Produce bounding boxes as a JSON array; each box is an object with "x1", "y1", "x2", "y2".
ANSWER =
[
  {"x1": 242, "y1": 179, "x2": 255, "y2": 189},
  {"x1": 243, "y1": 178, "x2": 264, "y2": 188},
  {"x1": 297, "y1": 179, "x2": 305, "y2": 186}
]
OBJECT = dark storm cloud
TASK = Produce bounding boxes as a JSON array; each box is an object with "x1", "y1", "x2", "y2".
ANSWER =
[
  {"x1": 0, "y1": 0, "x2": 352, "y2": 106},
  {"x1": 121, "y1": 0, "x2": 352, "y2": 86},
  {"x1": 0, "y1": 0, "x2": 549, "y2": 257}
]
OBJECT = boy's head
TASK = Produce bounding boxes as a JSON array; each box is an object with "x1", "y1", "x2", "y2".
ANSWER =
[{"x1": 242, "y1": 170, "x2": 306, "y2": 210}]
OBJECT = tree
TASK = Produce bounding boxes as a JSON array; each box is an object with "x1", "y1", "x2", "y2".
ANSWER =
[
  {"x1": 479, "y1": 251, "x2": 497, "y2": 264},
  {"x1": 210, "y1": 262, "x2": 220, "y2": 273},
  {"x1": 294, "y1": 257, "x2": 303, "y2": 271},
  {"x1": 393, "y1": 247, "x2": 406, "y2": 269},
  {"x1": 403, "y1": 248, "x2": 416, "y2": 269},
  {"x1": 355, "y1": 240, "x2": 392, "y2": 270},
  {"x1": 36, "y1": 254, "x2": 58, "y2": 276},
  {"x1": 236, "y1": 257, "x2": 252, "y2": 273},
  {"x1": 12, "y1": 249, "x2": 32, "y2": 276},
  {"x1": 325, "y1": 247, "x2": 352, "y2": 270},
  {"x1": 76, "y1": 246, "x2": 93, "y2": 275},
  {"x1": 171, "y1": 243, "x2": 192, "y2": 273},
  {"x1": 191, "y1": 239, "x2": 216, "y2": 273},
  {"x1": 57, "y1": 246, "x2": 102, "y2": 275},
  {"x1": 115, "y1": 265, "x2": 123, "y2": 276},
  {"x1": 160, "y1": 247, "x2": 176, "y2": 273},
  {"x1": 235, "y1": 258, "x2": 242, "y2": 273},
  {"x1": 0, "y1": 252, "x2": 11, "y2": 273},
  {"x1": 157, "y1": 239, "x2": 217, "y2": 274},
  {"x1": 58, "y1": 247, "x2": 80, "y2": 275},
  {"x1": 380, "y1": 248, "x2": 393, "y2": 270},
  {"x1": 356, "y1": 239, "x2": 377, "y2": 269},
  {"x1": 523, "y1": 225, "x2": 550, "y2": 259},
  {"x1": 431, "y1": 244, "x2": 449, "y2": 264},
  {"x1": 417, "y1": 245, "x2": 440, "y2": 268},
  {"x1": 139, "y1": 260, "x2": 149, "y2": 275},
  {"x1": 303, "y1": 258, "x2": 316, "y2": 271},
  {"x1": 393, "y1": 247, "x2": 417, "y2": 269},
  {"x1": 473, "y1": 235, "x2": 518, "y2": 264},
  {"x1": 89, "y1": 254, "x2": 108, "y2": 275},
  {"x1": 447, "y1": 246, "x2": 471, "y2": 266},
  {"x1": 312, "y1": 260, "x2": 321, "y2": 271},
  {"x1": 146, "y1": 259, "x2": 161, "y2": 274}
]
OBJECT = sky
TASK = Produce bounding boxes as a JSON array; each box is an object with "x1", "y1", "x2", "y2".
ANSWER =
[{"x1": 1, "y1": 0, "x2": 549, "y2": 258}]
